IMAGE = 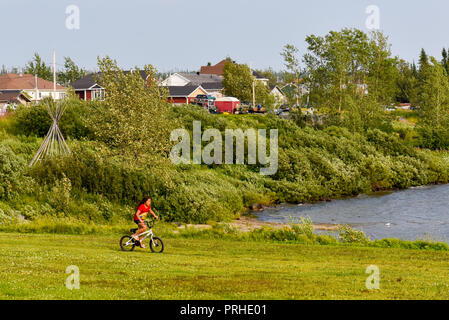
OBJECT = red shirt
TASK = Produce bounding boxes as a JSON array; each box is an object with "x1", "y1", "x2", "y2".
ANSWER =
[{"x1": 134, "y1": 204, "x2": 151, "y2": 221}]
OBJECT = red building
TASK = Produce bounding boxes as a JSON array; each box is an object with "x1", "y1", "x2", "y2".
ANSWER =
[{"x1": 214, "y1": 97, "x2": 240, "y2": 113}]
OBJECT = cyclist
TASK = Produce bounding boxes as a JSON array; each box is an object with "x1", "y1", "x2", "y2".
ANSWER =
[{"x1": 132, "y1": 196, "x2": 158, "y2": 248}]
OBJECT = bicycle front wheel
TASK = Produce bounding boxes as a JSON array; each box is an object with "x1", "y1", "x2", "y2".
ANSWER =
[
  {"x1": 150, "y1": 237, "x2": 164, "y2": 253},
  {"x1": 120, "y1": 236, "x2": 136, "y2": 252}
]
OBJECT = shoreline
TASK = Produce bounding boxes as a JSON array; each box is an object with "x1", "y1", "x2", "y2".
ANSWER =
[{"x1": 175, "y1": 216, "x2": 339, "y2": 233}]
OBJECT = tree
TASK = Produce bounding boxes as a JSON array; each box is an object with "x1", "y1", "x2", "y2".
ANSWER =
[
  {"x1": 396, "y1": 60, "x2": 419, "y2": 104},
  {"x1": 222, "y1": 60, "x2": 275, "y2": 109},
  {"x1": 222, "y1": 61, "x2": 253, "y2": 102},
  {"x1": 281, "y1": 44, "x2": 302, "y2": 107},
  {"x1": 366, "y1": 31, "x2": 399, "y2": 105},
  {"x1": 417, "y1": 56, "x2": 449, "y2": 148},
  {"x1": 24, "y1": 53, "x2": 52, "y2": 81},
  {"x1": 303, "y1": 28, "x2": 394, "y2": 131},
  {"x1": 418, "y1": 48, "x2": 430, "y2": 80},
  {"x1": 58, "y1": 57, "x2": 86, "y2": 86},
  {"x1": 304, "y1": 29, "x2": 366, "y2": 113},
  {"x1": 442, "y1": 48, "x2": 449, "y2": 74},
  {"x1": 84, "y1": 56, "x2": 179, "y2": 165}
]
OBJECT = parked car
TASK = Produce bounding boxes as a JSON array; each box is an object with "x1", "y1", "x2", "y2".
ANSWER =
[
  {"x1": 248, "y1": 104, "x2": 266, "y2": 114},
  {"x1": 194, "y1": 94, "x2": 208, "y2": 105}
]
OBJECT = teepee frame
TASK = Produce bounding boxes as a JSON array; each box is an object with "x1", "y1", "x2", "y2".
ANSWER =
[{"x1": 29, "y1": 99, "x2": 71, "y2": 167}]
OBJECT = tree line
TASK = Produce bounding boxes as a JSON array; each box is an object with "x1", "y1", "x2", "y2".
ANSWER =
[{"x1": 223, "y1": 28, "x2": 449, "y2": 148}]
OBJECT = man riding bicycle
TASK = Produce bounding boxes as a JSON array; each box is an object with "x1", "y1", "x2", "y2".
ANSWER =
[{"x1": 132, "y1": 196, "x2": 158, "y2": 248}]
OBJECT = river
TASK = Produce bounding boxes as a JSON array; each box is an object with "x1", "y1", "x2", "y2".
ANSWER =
[{"x1": 254, "y1": 184, "x2": 449, "y2": 241}]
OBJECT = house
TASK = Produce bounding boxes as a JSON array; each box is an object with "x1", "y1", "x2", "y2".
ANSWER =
[
  {"x1": 0, "y1": 73, "x2": 67, "y2": 102},
  {"x1": 160, "y1": 72, "x2": 223, "y2": 97},
  {"x1": 200, "y1": 59, "x2": 269, "y2": 85},
  {"x1": 251, "y1": 70, "x2": 269, "y2": 86},
  {"x1": 281, "y1": 82, "x2": 309, "y2": 105},
  {"x1": 200, "y1": 60, "x2": 227, "y2": 76},
  {"x1": 71, "y1": 71, "x2": 150, "y2": 101},
  {"x1": 269, "y1": 85, "x2": 287, "y2": 105},
  {"x1": 0, "y1": 90, "x2": 31, "y2": 114},
  {"x1": 164, "y1": 85, "x2": 209, "y2": 104}
]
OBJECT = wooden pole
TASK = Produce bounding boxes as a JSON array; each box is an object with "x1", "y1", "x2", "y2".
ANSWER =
[{"x1": 53, "y1": 51, "x2": 56, "y2": 99}]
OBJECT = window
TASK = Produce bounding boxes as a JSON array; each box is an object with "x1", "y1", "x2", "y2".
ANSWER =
[{"x1": 92, "y1": 89, "x2": 105, "y2": 101}]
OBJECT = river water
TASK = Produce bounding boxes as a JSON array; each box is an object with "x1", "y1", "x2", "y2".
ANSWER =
[{"x1": 254, "y1": 184, "x2": 449, "y2": 241}]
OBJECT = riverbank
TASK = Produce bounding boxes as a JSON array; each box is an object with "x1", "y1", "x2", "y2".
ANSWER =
[
  {"x1": 251, "y1": 183, "x2": 449, "y2": 242},
  {"x1": 175, "y1": 215, "x2": 339, "y2": 234},
  {"x1": 1, "y1": 232, "x2": 449, "y2": 299}
]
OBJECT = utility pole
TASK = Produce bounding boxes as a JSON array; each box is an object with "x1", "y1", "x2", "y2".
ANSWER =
[
  {"x1": 252, "y1": 80, "x2": 255, "y2": 108},
  {"x1": 250, "y1": 62, "x2": 255, "y2": 107},
  {"x1": 35, "y1": 74, "x2": 38, "y2": 103},
  {"x1": 53, "y1": 51, "x2": 56, "y2": 100}
]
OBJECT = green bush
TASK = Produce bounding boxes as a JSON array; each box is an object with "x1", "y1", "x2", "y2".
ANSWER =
[
  {"x1": 337, "y1": 224, "x2": 370, "y2": 245},
  {"x1": 12, "y1": 98, "x2": 93, "y2": 139},
  {"x1": 0, "y1": 144, "x2": 34, "y2": 200}
]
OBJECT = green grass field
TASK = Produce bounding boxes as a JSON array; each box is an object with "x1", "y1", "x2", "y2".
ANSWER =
[{"x1": 1, "y1": 232, "x2": 449, "y2": 300}]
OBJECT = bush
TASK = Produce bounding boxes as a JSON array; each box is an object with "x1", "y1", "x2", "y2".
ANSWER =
[
  {"x1": 337, "y1": 225, "x2": 370, "y2": 244},
  {"x1": 12, "y1": 97, "x2": 93, "y2": 139},
  {"x1": 0, "y1": 144, "x2": 34, "y2": 200}
]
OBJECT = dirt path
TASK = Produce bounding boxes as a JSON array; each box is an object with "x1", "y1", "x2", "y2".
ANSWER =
[{"x1": 176, "y1": 216, "x2": 339, "y2": 233}]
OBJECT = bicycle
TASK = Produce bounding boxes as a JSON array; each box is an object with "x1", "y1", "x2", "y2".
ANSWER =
[{"x1": 120, "y1": 219, "x2": 164, "y2": 253}]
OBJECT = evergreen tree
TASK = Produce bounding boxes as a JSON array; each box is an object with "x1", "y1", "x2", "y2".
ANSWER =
[
  {"x1": 418, "y1": 48, "x2": 429, "y2": 76},
  {"x1": 58, "y1": 57, "x2": 86, "y2": 86},
  {"x1": 24, "y1": 53, "x2": 52, "y2": 81},
  {"x1": 442, "y1": 48, "x2": 449, "y2": 74},
  {"x1": 396, "y1": 60, "x2": 419, "y2": 104}
]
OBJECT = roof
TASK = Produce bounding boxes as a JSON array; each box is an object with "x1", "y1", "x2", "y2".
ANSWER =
[
  {"x1": 177, "y1": 72, "x2": 223, "y2": 85},
  {"x1": 200, "y1": 59, "x2": 268, "y2": 81},
  {"x1": 0, "y1": 74, "x2": 66, "y2": 90},
  {"x1": 200, "y1": 59, "x2": 227, "y2": 76},
  {"x1": 70, "y1": 70, "x2": 148, "y2": 90},
  {"x1": 0, "y1": 90, "x2": 31, "y2": 103},
  {"x1": 164, "y1": 85, "x2": 206, "y2": 97},
  {"x1": 201, "y1": 82, "x2": 223, "y2": 90},
  {"x1": 70, "y1": 73, "x2": 98, "y2": 89},
  {"x1": 252, "y1": 70, "x2": 268, "y2": 80},
  {"x1": 215, "y1": 97, "x2": 239, "y2": 102},
  {"x1": 270, "y1": 85, "x2": 284, "y2": 93}
]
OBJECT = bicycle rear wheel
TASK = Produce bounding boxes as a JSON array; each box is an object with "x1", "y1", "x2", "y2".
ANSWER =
[
  {"x1": 150, "y1": 237, "x2": 164, "y2": 253},
  {"x1": 120, "y1": 236, "x2": 136, "y2": 252}
]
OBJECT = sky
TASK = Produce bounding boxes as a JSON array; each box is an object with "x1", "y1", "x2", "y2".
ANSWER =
[{"x1": 1, "y1": 0, "x2": 448, "y2": 73}]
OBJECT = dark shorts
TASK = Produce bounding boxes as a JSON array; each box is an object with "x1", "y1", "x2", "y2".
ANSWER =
[{"x1": 134, "y1": 220, "x2": 142, "y2": 226}]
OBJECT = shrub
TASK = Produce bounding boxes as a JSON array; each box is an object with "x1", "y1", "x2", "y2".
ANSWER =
[
  {"x1": 12, "y1": 97, "x2": 93, "y2": 139},
  {"x1": 0, "y1": 144, "x2": 34, "y2": 200},
  {"x1": 337, "y1": 224, "x2": 370, "y2": 244}
]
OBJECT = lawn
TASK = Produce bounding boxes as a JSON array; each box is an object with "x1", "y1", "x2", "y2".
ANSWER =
[{"x1": 1, "y1": 232, "x2": 449, "y2": 300}]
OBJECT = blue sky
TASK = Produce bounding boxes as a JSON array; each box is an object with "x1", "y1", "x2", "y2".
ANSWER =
[{"x1": 1, "y1": 0, "x2": 448, "y2": 72}]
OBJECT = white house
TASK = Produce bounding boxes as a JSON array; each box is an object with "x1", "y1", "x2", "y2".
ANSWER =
[
  {"x1": 160, "y1": 72, "x2": 224, "y2": 98},
  {"x1": 0, "y1": 73, "x2": 67, "y2": 102}
]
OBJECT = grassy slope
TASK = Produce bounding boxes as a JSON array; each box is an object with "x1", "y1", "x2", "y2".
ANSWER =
[{"x1": 1, "y1": 233, "x2": 449, "y2": 300}]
